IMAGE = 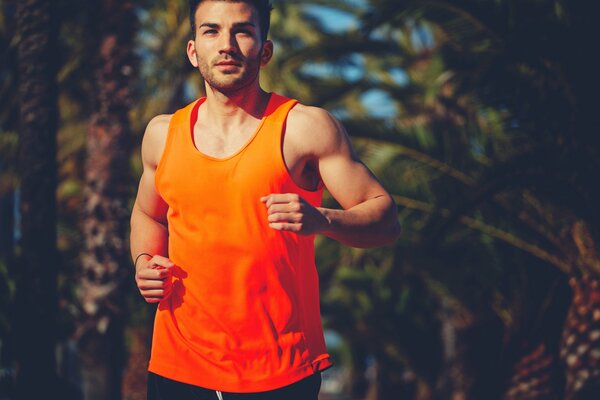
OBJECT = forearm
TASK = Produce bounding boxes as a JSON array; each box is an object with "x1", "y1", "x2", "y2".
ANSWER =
[
  {"x1": 130, "y1": 204, "x2": 169, "y2": 269},
  {"x1": 319, "y1": 195, "x2": 400, "y2": 248}
]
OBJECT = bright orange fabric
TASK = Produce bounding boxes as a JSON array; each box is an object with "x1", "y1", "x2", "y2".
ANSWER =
[{"x1": 151, "y1": 93, "x2": 332, "y2": 392}]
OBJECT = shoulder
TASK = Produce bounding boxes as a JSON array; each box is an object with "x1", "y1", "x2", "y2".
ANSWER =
[
  {"x1": 287, "y1": 103, "x2": 346, "y2": 156},
  {"x1": 288, "y1": 103, "x2": 337, "y2": 132},
  {"x1": 142, "y1": 114, "x2": 173, "y2": 169}
]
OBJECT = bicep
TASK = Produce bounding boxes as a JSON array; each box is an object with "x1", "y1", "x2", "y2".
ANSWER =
[
  {"x1": 133, "y1": 167, "x2": 168, "y2": 225},
  {"x1": 319, "y1": 150, "x2": 389, "y2": 210},
  {"x1": 132, "y1": 115, "x2": 171, "y2": 224},
  {"x1": 317, "y1": 119, "x2": 389, "y2": 209}
]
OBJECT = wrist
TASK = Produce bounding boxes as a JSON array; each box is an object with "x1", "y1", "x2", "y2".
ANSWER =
[
  {"x1": 318, "y1": 207, "x2": 334, "y2": 234},
  {"x1": 134, "y1": 252, "x2": 152, "y2": 271}
]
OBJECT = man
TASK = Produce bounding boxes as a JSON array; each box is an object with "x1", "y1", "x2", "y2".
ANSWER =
[{"x1": 130, "y1": 0, "x2": 400, "y2": 399}]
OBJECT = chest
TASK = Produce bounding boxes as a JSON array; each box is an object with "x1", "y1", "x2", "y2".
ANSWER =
[
  {"x1": 194, "y1": 121, "x2": 260, "y2": 159},
  {"x1": 193, "y1": 124, "x2": 319, "y2": 191}
]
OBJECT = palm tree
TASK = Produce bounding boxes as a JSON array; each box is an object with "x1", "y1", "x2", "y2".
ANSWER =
[
  {"x1": 75, "y1": 1, "x2": 136, "y2": 398},
  {"x1": 14, "y1": 0, "x2": 59, "y2": 397}
]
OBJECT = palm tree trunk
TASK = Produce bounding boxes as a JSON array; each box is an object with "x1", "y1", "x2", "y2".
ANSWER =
[
  {"x1": 503, "y1": 342, "x2": 562, "y2": 400},
  {"x1": 75, "y1": 1, "x2": 136, "y2": 399},
  {"x1": 560, "y1": 277, "x2": 600, "y2": 399},
  {"x1": 14, "y1": 0, "x2": 58, "y2": 397}
]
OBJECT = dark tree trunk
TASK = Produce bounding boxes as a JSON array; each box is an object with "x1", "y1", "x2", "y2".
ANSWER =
[
  {"x1": 436, "y1": 299, "x2": 505, "y2": 400},
  {"x1": 348, "y1": 340, "x2": 369, "y2": 398},
  {"x1": 14, "y1": 0, "x2": 58, "y2": 398},
  {"x1": 75, "y1": 1, "x2": 136, "y2": 399},
  {"x1": 0, "y1": 192, "x2": 14, "y2": 263}
]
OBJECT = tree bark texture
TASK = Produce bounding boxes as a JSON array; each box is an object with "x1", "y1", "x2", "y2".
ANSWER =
[
  {"x1": 14, "y1": 0, "x2": 58, "y2": 398},
  {"x1": 560, "y1": 277, "x2": 600, "y2": 399},
  {"x1": 76, "y1": 1, "x2": 135, "y2": 399},
  {"x1": 436, "y1": 298, "x2": 505, "y2": 400}
]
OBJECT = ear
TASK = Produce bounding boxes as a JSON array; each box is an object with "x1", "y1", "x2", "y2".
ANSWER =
[
  {"x1": 187, "y1": 39, "x2": 199, "y2": 68},
  {"x1": 260, "y1": 40, "x2": 274, "y2": 67}
]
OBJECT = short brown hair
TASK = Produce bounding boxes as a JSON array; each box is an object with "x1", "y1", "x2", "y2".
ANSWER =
[{"x1": 189, "y1": 0, "x2": 273, "y2": 41}]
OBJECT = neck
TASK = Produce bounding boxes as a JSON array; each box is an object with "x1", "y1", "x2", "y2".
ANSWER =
[{"x1": 203, "y1": 79, "x2": 270, "y2": 123}]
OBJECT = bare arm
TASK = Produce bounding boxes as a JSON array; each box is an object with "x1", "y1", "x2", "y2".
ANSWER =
[
  {"x1": 262, "y1": 107, "x2": 400, "y2": 248},
  {"x1": 130, "y1": 114, "x2": 174, "y2": 302}
]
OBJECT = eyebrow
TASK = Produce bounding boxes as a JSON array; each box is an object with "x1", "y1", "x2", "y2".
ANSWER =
[{"x1": 198, "y1": 22, "x2": 257, "y2": 30}]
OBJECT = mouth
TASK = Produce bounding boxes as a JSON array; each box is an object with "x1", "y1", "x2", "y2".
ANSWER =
[
  {"x1": 215, "y1": 59, "x2": 242, "y2": 67},
  {"x1": 214, "y1": 60, "x2": 242, "y2": 73}
]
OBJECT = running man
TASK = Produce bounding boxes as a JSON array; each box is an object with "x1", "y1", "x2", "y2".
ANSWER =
[{"x1": 130, "y1": 1, "x2": 400, "y2": 399}]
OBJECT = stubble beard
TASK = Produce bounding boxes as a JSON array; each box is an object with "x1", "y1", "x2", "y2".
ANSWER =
[{"x1": 198, "y1": 52, "x2": 262, "y2": 95}]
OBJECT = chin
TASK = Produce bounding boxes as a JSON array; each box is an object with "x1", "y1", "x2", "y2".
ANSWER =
[{"x1": 213, "y1": 78, "x2": 253, "y2": 93}]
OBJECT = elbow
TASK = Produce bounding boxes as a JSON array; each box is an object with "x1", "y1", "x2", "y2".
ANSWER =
[
  {"x1": 361, "y1": 196, "x2": 401, "y2": 248},
  {"x1": 381, "y1": 196, "x2": 401, "y2": 246},
  {"x1": 384, "y1": 195, "x2": 402, "y2": 241}
]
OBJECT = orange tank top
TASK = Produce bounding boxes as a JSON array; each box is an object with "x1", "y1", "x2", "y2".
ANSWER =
[{"x1": 152, "y1": 93, "x2": 332, "y2": 392}]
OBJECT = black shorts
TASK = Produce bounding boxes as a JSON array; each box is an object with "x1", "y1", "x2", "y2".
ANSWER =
[{"x1": 147, "y1": 372, "x2": 322, "y2": 400}]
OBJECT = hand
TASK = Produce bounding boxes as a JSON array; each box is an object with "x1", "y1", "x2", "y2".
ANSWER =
[
  {"x1": 135, "y1": 254, "x2": 174, "y2": 303},
  {"x1": 260, "y1": 193, "x2": 330, "y2": 235}
]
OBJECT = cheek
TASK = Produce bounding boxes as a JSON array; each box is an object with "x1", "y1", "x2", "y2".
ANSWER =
[{"x1": 238, "y1": 39, "x2": 262, "y2": 55}]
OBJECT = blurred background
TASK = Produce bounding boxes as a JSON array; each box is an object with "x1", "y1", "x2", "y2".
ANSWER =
[{"x1": 1, "y1": 0, "x2": 599, "y2": 399}]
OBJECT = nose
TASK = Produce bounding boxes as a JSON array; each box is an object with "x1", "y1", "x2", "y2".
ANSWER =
[{"x1": 218, "y1": 30, "x2": 238, "y2": 55}]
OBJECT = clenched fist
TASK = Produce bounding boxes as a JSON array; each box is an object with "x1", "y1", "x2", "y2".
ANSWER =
[
  {"x1": 135, "y1": 254, "x2": 173, "y2": 303},
  {"x1": 260, "y1": 193, "x2": 330, "y2": 235}
]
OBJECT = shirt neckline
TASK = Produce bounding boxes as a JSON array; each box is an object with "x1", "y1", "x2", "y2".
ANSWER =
[{"x1": 188, "y1": 93, "x2": 274, "y2": 162}]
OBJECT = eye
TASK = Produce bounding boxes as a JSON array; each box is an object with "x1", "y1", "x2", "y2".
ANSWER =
[{"x1": 202, "y1": 29, "x2": 218, "y2": 35}]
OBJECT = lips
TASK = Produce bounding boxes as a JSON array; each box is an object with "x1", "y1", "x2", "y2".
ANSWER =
[{"x1": 215, "y1": 60, "x2": 241, "y2": 67}]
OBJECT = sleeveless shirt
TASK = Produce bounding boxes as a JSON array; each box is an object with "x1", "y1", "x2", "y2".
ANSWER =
[{"x1": 151, "y1": 93, "x2": 333, "y2": 392}]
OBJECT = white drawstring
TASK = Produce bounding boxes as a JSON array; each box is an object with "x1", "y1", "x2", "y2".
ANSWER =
[{"x1": 216, "y1": 390, "x2": 224, "y2": 400}]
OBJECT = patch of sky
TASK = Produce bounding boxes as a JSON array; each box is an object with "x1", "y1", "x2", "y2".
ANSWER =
[
  {"x1": 330, "y1": 107, "x2": 351, "y2": 121},
  {"x1": 389, "y1": 67, "x2": 409, "y2": 86},
  {"x1": 300, "y1": 53, "x2": 365, "y2": 82},
  {"x1": 184, "y1": 81, "x2": 199, "y2": 103},
  {"x1": 410, "y1": 23, "x2": 435, "y2": 51},
  {"x1": 470, "y1": 137, "x2": 485, "y2": 157},
  {"x1": 370, "y1": 22, "x2": 397, "y2": 41},
  {"x1": 361, "y1": 89, "x2": 398, "y2": 119},
  {"x1": 135, "y1": 7, "x2": 149, "y2": 22},
  {"x1": 324, "y1": 329, "x2": 344, "y2": 348},
  {"x1": 370, "y1": 19, "x2": 435, "y2": 51},
  {"x1": 340, "y1": 0, "x2": 368, "y2": 9},
  {"x1": 303, "y1": 4, "x2": 358, "y2": 33}
]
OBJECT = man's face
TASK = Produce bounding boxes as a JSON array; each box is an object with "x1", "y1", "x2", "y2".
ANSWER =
[{"x1": 187, "y1": 1, "x2": 271, "y2": 94}]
